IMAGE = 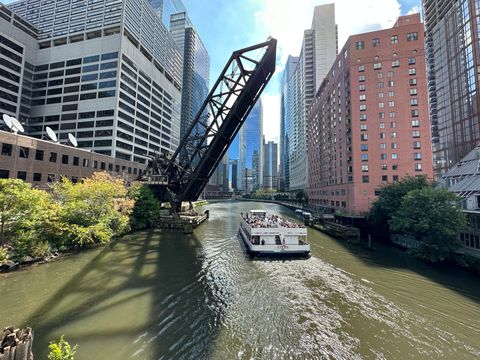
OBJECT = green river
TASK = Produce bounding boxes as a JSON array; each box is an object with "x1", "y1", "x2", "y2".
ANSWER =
[{"x1": 1, "y1": 201, "x2": 479, "y2": 359}]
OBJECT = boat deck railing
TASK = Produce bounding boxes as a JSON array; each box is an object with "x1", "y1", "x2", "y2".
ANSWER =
[{"x1": 241, "y1": 214, "x2": 304, "y2": 229}]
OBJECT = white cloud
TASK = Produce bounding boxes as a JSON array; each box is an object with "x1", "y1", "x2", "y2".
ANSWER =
[
  {"x1": 407, "y1": 5, "x2": 422, "y2": 15},
  {"x1": 252, "y1": 0, "x2": 402, "y2": 142}
]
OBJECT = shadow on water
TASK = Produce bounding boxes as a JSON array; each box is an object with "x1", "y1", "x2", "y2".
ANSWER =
[{"x1": 25, "y1": 228, "x2": 225, "y2": 359}]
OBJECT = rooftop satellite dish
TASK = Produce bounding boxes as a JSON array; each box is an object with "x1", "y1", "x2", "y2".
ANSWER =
[
  {"x1": 68, "y1": 133, "x2": 78, "y2": 147},
  {"x1": 2, "y1": 114, "x2": 13, "y2": 131},
  {"x1": 10, "y1": 117, "x2": 24, "y2": 133},
  {"x1": 46, "y1": 126, "x2": 58, "y2": 142}
]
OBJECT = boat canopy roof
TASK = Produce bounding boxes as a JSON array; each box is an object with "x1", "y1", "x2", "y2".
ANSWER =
[{"x1": 250, "y1": 210, "x2": 267, "y2": 214}]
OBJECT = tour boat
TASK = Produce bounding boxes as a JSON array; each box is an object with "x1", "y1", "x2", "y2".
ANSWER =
[{"x1": 238, "y1": 210, "x2": 310, "y2": 257}]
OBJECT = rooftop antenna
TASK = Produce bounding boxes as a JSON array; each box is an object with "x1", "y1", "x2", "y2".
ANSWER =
[
  {"x1": 2, "y1": 114, "x2": 13, "y2": 131},
  {"x1": 45, "y1": 126, "x2": 58, "y2": 143},
  {"x1": 10, "y1": 117, "x2": 24, "y2": 134},
  {"x1": 68, "y1": 133, "x2": 78, "y2": 147}
]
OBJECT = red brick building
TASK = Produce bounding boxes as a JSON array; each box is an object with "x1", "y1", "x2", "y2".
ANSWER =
[{"x1": 307, "y1": 14, "x2": 432, "y2": 216}]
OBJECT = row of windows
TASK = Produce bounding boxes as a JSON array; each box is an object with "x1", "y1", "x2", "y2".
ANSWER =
[
  {"x1": 360, "y1": 151, "x2": 423, "y2": 162},
  {"x1": 33, "y1": 52, "x2": 118, "y2": 72},
  {"x1": 31, "y1": 79, "x2": 116, "y2": 98},
  {"x1": 31, "y1": 89, "x2": 115, "y2": 105},
  {"x1": 355, "y1": 32, "x2": 418, "y2": 49},
  {"x1": 32, "y1": 70, "x2": 117, "y2": 90},
  {"x1": 358, "y1": 57, "x2": 416, "y2": 72},
  {"x1": 32, "y1": 60, "x2": 117, "y2": 81}
]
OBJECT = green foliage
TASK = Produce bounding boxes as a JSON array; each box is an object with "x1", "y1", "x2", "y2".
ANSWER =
[
  {"x1": 48, "y1": 335, "x2": 78, "y2": 360},
  {"x1": 390, "y1": 187, "x2": 466, "y2": 262},
  {"x1": 51, "y1": 172, "x2": 134, "y2": 247},
  {"x1": 128, "y1": 183, "x2": 160, "y2": 230},
  {"x1": 0, "y1": 246, "x2": 7, "y2": 265},
  {"x1": 368, "y1": 176, "x2": 431, "y2": 239},
  {"x1": 0, "y1": 179, "x2": 61, "y2": 257}
]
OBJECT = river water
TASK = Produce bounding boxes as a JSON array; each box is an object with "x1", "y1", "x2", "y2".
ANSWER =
[{"x1": 0, "y1": 201, "x2": 479, "y2": 359}]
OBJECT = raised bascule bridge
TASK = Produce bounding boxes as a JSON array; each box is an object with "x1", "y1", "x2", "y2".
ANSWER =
[{"x1": 140, "y1": 38, "x2": 277, "y2": 222}]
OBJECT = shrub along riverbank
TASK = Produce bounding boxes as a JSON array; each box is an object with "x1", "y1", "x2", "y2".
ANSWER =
[{"x1": 0, "y1": 172, "x2": 161, "y2": 270}]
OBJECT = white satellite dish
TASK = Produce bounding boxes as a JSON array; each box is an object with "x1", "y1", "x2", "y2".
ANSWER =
[
  {"x1": 68, "y1": 133, "x2": 78, "y2": 147},
  {"x1": 46, "y1": 126, "x2": 58, "y2": 142},
  {"x1": 10, "y1": 117, "x2": 24, "y2": 133},
  {"x1": 2, "y1": 114, "x2": 13, "y2": 131}
]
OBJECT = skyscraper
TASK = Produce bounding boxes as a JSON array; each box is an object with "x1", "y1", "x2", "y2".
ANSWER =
[
  {"x1": 423, "y1": 0, "x2": 480, "y2": 181},
  {"x1": 280, "y1": 55, "x2": 299, "y2": 191},
  {"x1": 228, "y1": 98, "x2": 263, "y2": 192},
  {"x1": 4, "y1": 0, "x2": 183, "y2": 164},
  {"x1": 263, "y1": 138, "x2": 278, "y2": 190},
  {"x1": 308, "y1": 14, "x2": 432, "y2": 215},
  {"x1": 284, "y1": 3, "x2": 337, "y2": 192}
]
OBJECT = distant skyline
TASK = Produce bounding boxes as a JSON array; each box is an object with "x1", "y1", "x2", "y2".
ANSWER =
[{"x1": 3, "y1": 0, "x2": 422, "y2": 142}]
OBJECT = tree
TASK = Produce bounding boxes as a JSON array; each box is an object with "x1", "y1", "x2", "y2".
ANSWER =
[
  {"x1": 368, "y1": 176, "x2": 431, "y2": 239},
  {"x1": 390, "y1": 187, "x2": 466, "y2": 262},
  {"x1": 0, "y1": 179, "x2": 61, "y2": 257},
  {"x1": 48, "y1": 335, "x2": 77, "y2": 360},
  {"x1": 128, "y1": 183, "x2": 160, "y2": 230},
  {"x1": 51, "y1": 172, "x2": 134, "y2": 247}
]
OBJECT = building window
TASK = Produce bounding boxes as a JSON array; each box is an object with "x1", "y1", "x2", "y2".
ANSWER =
[
  {"x1": 360, "y1": 124, "x2": 367, "y2": 131},
  {"x1": 17, "y1": 171, "x2": 27, "y2": 180},
  {"x1": 392, "y1": 153, "x2": 398, "y2": 160},
  {"x1": 391, "y1": 35, "x2": 398, "y2": 44},
  {"x1": 381, "y1": 153, "x2": 387, "y2": 160},
  {"x1": 413, "y1": 141, "x2": 421, "y2": 149},
  {"x1": 356, "y1": 41, "x2": 365, "y2": 50},
  {"x1": 414, "y1": 152, "x2": 422, "y2": 160},
  {"x1": 378, "y1": 102, "x2": 384, "y2": 108},
  {"x1": 412, "y1": 130, "x2": 420, "y2": 138},
  {"x1": 378, "y1": 82, "x2": 384, "y2": 88},
  {"x1": 391, "y1": 132, "x2": 397, "y2": 138},
  {"x1": 392, "y1": 164, "x2": 398, "y2": 170},
  {"x1": 73, "y1": 156, "x2": 79, "y2": 166},
  {"x1": 0, "y1": 170, "x2": 9, "y2": 179},
  {"x1": 387, "y1": 71, "x2": 394, "y2": 78},
  {"x1": 410, "y1": 88, "x2": 418, "y2": 95},
  {"x1": 389, "y1": 111, "x2": 396, "y2": 118},
  {"x1": 362, "y1": 175, "x2": 369, "y2": 183},
  {"x1": 62, "y1": 154, "x2": 69, "y2": 164},
  {"x1": 415, "y1": 163, "x2": 422, "y2": 171},
  {"x1": 412, "y1": 119, "x2": 419, "y2": 127},
  {"x1": 1, "y1": 143, "x2": 12, "y2": 156},
  {"x1": 409, "y1": 78, "x2": 417, "y2": 86},
  {"x1": 49, "y1": 152, "x2": 57, "y2": 162},
  {"x1": 360, "y1": 114, "x2": 367, "y2": 121},
  {"x1": 47, "y1": 174, "x2": 56, "y2": 182},
  {"x1": 35, "y1": 149, "x2": 44, "y2": 161},
  {"x1": 379, "y1": 112, "x2": 385, "y2": 119},
  {"x1": 393, "y1": 175, "x2": 399, "y2": 181},
  {"x1": 377, "y1": 72, "x2": 383, "y2": 79},
  {"x1": 359, "y1": 75, "x2": 365, "y2": 82},
  {"x1": 361, "y1": 134, "x2": 368, "y2": 141},
  {"x1": 381, "y1": 164, "x2": 387, "y2": 170},
  {"x1": 380, "y1": 133, "x2": 386, "y2": 139},
  {"x1": 408, "y1": 68, "x2": 417, "y2": 76},
  {"x1": 358, "y1": 64, "x2": 365, "y2": 72},
  {"x1": 362, "y1": 165, "x2": 369, "y2": 172},
  {"x1": 407, "y1": 32, "x2": 418, "y2": 41},
  {"x1": 374, "y1": 62, "x2": 382, "y2": 69},
  {"x1": 388, "y1": 101, "x2": 395, "y2": 107},
  {"x1": 359, "y1": 94, "x2": 366, "y2": 101},
  {"x1": 391, "y1": 142, "x2": 397, "y2": 149},
  {"x1": 361, "y1": 144, "x2": 368, "y2": 151},
  {"x1": 388, "y1": 80, "x2": 394, "y2": 87},
  {"x1": 372, "y1": 38, "x2": 380, "y2": 47},
  {"x1": 33, "y1": 173, "x2": 42, "y2": 182},
  {"x1": 378, "y1": 92, "x2": 384, "y2": 98},
  {"x1": 359, "y1": 84, "x2": 366, "y2": 91},
  {"x1": 380, "y1": 143, "x2": 386, "y2": 149},
  {"x1": 360, "y1": 104, "x2": 366, "y2": 111},
  {"x1": 19, "y1": 147, "x2": 29, "y2": 159},
  {"x1": 382, "y1": 175, "x2": 388, "y2": 181},
  {"x1": 410, "y1": 98, "x2": 418, "y2": 106},
  {"x1": 391, "y1": 60, "x2": 400, "y2": 67},
  {"x1": 361, "y1": 154, "x2": 368, "y2": 161},
  {"x1": 83, "y1": 158, "x2": 89, "y2": 167},
  {"x1": 411, "y1": 109, "x2": 419, "y2": 117},
  {"x1": 408, "y1": 57, "x2": 416, "y2": 65}
]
